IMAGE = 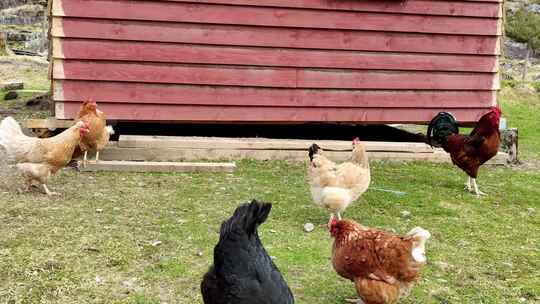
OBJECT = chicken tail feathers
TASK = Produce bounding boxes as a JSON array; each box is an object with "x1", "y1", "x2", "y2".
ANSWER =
[
  {"x1": 105, "y1": 126, "x2": 115, "y2": 135},
  {"x1": 308, "y1": 143, "x2": 321, "y2": 162},
  {"x1": 427, "y1": 112, "x2": 459, "y2": 148},
  {"x1": 221, "y1": 200, "x2": 272, "y2": 237},
  {"x1": 0, "y1": 117, "x2": 26, "y2": 158},
  {"x1": 405, "y1": 227, "x2": 431, "y2": 263}
]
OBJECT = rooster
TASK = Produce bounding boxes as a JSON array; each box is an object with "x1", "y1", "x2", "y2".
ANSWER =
[
  {"x1": 0, "y1": 116, "x2": 90, "y2": 195},
  {"x1": 307, "y1": 138, "x2": 370, "y2": 225},
  {"x1": 201, "y1": 200, "x2": 294, "y2": 304},
  {"x1": 329, "y1": 218, "x2": 430, "y2": 304},
  {"x1": 73, "y1": 100, "x2": 114, "y2": 167},
  {"x1": 427, "y1": 107, "x2": 502, "y2": 196}
]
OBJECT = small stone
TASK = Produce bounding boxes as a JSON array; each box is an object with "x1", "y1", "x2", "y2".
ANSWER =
[
  {"x1": 4, "y1": 91, "x2": 18, "y2": 100},
  {"x1": 151, "y1": 240, "x2": 162, "y2": 247},
  {"x1": 269, "y1": 229, "x2": 277, "y2": 234},
  {"x1": 95, "y1": 276, "x2": 104, "y2": 284},
  {"x1": 303, "y1": 223, "x2": 315, "y2": 232},
  {"x1": 96, "y1": 209, "x2": 103, "y2": 213},
  {"x1": 400, "y1": 211, "x2": 411, "y2": 218},
  {"x1": 196, "y1": 251, "x2": 203, "y2": 257}
]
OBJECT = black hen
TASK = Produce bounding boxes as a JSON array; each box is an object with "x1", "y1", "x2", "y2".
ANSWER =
[
  {"x1": 426, "y1": 112, "x2": 460, "y2": 149},
  {"x1": 201, "y1": 200, "x2": 295, "y2": 304}
]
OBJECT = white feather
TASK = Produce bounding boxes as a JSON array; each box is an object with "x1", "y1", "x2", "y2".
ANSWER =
[
  {"x1": 105, "y1": 126, "x2": 115, "y2": 135},
  {"x1": 407, "y1": 227, "x2": 431, "y2": 263}
]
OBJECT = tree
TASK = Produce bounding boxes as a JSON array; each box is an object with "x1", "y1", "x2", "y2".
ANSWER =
[{"x1": 505, "y1": 6, "x2": 540, "y2": 80}]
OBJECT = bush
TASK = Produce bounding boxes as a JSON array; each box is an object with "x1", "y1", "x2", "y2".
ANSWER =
[
  {"x1": 501, "y1": 79, "x2": 520, "y2": 89},
  {"x1": 506, "y1": 6, "x2": 540, "y2": 53},
  {"x1": 532, "y1": 81, "x2": 540, "y2": 93}
]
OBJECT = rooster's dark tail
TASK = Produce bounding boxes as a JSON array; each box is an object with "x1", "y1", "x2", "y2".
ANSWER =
[{"x1": 427, "y1": 112, "x2": 459, "y2": 148}]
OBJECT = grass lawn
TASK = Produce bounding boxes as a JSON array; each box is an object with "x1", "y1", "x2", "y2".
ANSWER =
[{"x1": 0, "y1": 159, "x2": 539, "y2": 303}]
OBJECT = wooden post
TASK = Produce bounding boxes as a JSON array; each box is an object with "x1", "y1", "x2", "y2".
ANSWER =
[
  {"x1": 0, "y1": 31, "x2": 7, "y2": 56},
  {"x1": 521, "y1": 47, "x2": 530, "y2": 82},
  {"x1": 501, "y1": 128, "x2": 519, "y2": 164}
]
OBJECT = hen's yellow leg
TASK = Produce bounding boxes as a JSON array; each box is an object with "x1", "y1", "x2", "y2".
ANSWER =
[
  {"x1": 95, "y1": 151, "x2": 100, "y2": 163},
  {"x1": 83, "y1": 151, "x2": 88, "y2": 168}
]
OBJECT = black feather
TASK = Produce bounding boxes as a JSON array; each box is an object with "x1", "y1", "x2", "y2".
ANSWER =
[
  {"x1": 308, "y1": 143, "x2": 321, "y2": 162},
  {"x1": 427, "y1": 112, "x2": 459, "y2": 148},
  {"x1": 201, "y1": 200, "x2": 294, "y2": 304}
]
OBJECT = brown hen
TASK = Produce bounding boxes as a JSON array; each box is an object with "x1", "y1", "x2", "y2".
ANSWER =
[{"x1": 330, "y1": 218, "x2": 430, "y2": 304}]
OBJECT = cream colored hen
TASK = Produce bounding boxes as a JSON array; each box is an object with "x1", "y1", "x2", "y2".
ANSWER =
[{"x1": 307, "y1": 138, "x2": 370, "y2": 225}]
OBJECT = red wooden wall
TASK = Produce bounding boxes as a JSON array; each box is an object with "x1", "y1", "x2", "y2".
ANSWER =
[{"x1": 50, "y1": 0, "x2": 502, "y2": 123}]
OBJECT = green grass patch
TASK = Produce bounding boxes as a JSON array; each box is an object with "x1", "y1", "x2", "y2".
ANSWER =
[
  {"x1": 0, "y1": 160, "x2": 538, "y2": 303},
  {"x1": 499, "y1": 88, "x2": 540, "y2": 161}
]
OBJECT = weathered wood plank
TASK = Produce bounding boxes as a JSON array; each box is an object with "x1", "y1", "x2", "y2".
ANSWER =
[
  {"x1": 98, "y1": 144, "x2": 508, "y2": 164},
  {"x1": 53, "y1": 38, "x2": 498, "y2": 73},
  {"x1": 80, "y1": 160, "x2": 236, "y2": 173},
  {"x1": 118, "y1": 135, "x2": 436, "y2": 153},
  {"x1": 52, "y1": 60, "x2": 498, "y2": 90},
  {"x1": 54, "y1": 80, "x2": 497, "y2": 108},
  {"x1": 52, "y1": 18, "x2": 500, "y2": 55},
  {"x1": 25, "y1": 118, "x2": 74, "y2": 129},
  {"x1": 138, "y1": 0, "x2": 502, "y2": 18},
  {"x1": 53, "y1": 0, "x2": 501, "y2": 35},
  {"x1": 55, "y1": 102, "x2": 494, "y2": 124}
]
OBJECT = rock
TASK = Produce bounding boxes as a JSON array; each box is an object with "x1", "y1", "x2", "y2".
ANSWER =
[
  {"x1": 528, "y1": 3, "x2": 540, "y2": 14},
  {"x1": 4, "y1": 91, "x2": 18, "y2": 100},
  {"x1": 95, "y1": 208, "x2": 103, "y2": 213},
  {"x1": 151, "y1": 240, "x2": 162, "y2": 247},
  {"x1": 95, "y1": 276, "x2": 104, "y2": 284},
  {"x1": 400, "y1": 210, "x2": 411, "y2": 218},
  {"x1": 303, "y1": 223, "x2": 315, "y2": 232},
  {"x1": 1, "y1": 82, "x2": 24, "y2": 91},
  {"x1": 196, "y1": 251, "x2": 203, "y2": 257},
  {"x1": 504, "y1": 38, "x2": 530, "y2": 60}
]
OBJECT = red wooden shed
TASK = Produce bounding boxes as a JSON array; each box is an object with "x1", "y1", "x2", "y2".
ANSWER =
[{"x1": 50, "y1": 0, "x2": 502, "y2": 124}]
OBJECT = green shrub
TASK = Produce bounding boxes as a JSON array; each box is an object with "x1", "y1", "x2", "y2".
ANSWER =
[
  {"x1": 501, "y1": 79, "x2": 520, "y2": 89},
  {"x1": 506, "y1": 6, "x2": 540, "y2": 53},
  {"x1": 532, "y1": 81, "x2": 540, "y2": 93}
]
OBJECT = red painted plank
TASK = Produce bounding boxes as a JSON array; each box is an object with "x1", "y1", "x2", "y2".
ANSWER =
[
  {"x1": 53, "y1": 18, "x2": 500, "y2": 55},
  {"x1": 57, "y1": 101, "x2": 494, "y2": 123},
  {"x1": 55, "y1": 0, "x2": 500, "y2": 35},
  {"x1": 55, "y1": 39, "x2": 498, "y2": 73},
  {"x1": 140, "y1": 0, "x2": 502, "y2": 18},
  {"x1": 53, "y1": 60, "x2": 498, "y2": 90},
  {"x1": 54, "y1": 80, "x2": 496, "y2": 108}
]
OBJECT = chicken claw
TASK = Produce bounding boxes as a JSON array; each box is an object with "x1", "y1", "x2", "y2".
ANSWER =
[
  {"x1": 471, "y1": 178, "x2": 487, "y2": 197},
  {"x1": 42, "y1": 184, "x2": 61, "y2": 196}
]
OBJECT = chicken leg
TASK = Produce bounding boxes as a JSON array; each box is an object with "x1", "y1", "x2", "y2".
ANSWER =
[
  {"x1": 464, "y1": 176, "x2": 473, "y2": 192},
  {"x1": 83, "y1": 150, "x2": 89, "y2": 168},
  {"x1": 471, "y1": 178, "x2": 486, "y2": 197},
  {"x1": 95, "y1": 151, "x2": 100, "y2": 163},
  {"x1": 42, "y1": 184, "x2": 61, "y2": 196}
]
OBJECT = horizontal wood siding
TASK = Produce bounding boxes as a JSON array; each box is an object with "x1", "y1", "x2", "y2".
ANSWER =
[{"x1": 51, "y1": 0, "x2": 502, "y2": 123}]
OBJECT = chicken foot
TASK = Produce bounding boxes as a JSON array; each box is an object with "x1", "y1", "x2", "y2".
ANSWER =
[
  {"x1": 345, "y1": 299, "x2": 364, "y2": 304},
  {"x1": 42, "y1": 184, "x2": 61, "y2": 196}
]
